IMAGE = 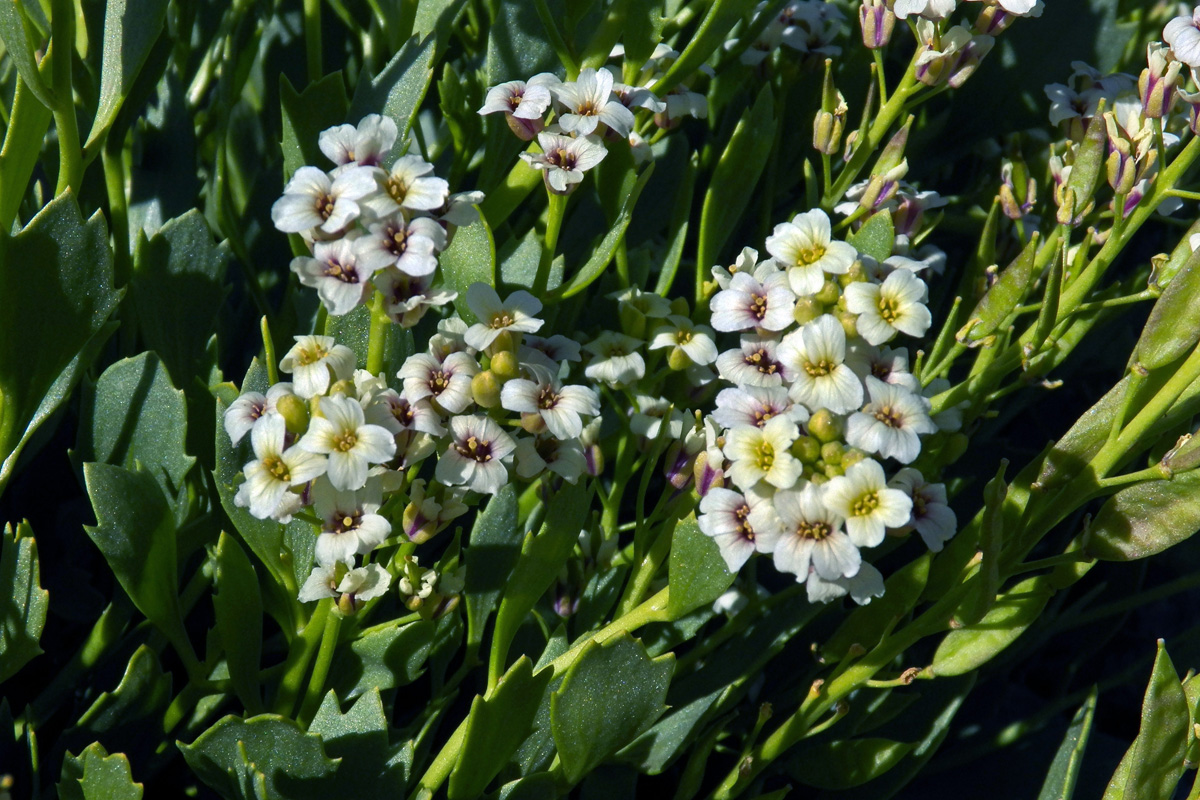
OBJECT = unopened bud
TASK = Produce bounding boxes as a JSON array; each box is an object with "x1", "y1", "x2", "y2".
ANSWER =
[
  {"x1": 521, "y1": 412, "x2": 547, "y2": 434},
  {"x1": 813, "y1": 110, "x2": 845, "y2": 156},
  {"x1": 490, "y1": 349, "x2": 520, "y2": 381},
  {"x1": 471, "y1": 370, "x2": 502, "y2": 407},
  {"x1": 859, "y1": 0, "x2": 895, "y2": 48},
  {"x1": 791, "y1": 435, "x2": 822, "y2": 463},
  {"x1": 506, "y1": 113, "x2": 544, "y2": 141},
  {"x1": 667, "y1": 345, "x2": 693, "y2": 371},
  {"x1": 794, "y1": 296, "x2": 823, "y2": 324},
  {"x1": 669, "y1": 297, "x2": 691, "y2": 316},
  {"x1": 820, "y1": 441, "x2": 844, "y2": 466},
  {"x1": 816, "y1": 280, "x2": 841, "y2": 306},
  {"x1": 276, "y1": 394, "x2": 310, "y2": 434},
  {"x1": 808, "y1": 409, "x2": 842, "y2": 443}
]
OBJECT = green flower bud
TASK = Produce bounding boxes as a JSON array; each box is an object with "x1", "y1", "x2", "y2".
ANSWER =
[
  {"x1": 490, "y1": 350, "x2": 520, "y2": 381},
  {"x1": 823, "y1": 463, "x2": 845, "y2": 478},
  {"x1": 841, "y1": 447, "x2": 868, "y2": 467},
  {"x1": 838, "y1": 310, "x2": 858, "y2": 339},
  {"x1": 808, "y1": 409, "x2": 843, "y2": 443},
  {"x1": 791, "y1": 435, "x2": 822, "y2": 464},
  {"x1": 816, "y1": 280, "x2": 841, "y2": 305},
  {"x1": 670, "y1": 297, "x2": 691, "y2": 316},
  {"x1": 820, "y1": 441, "x2": 844, "y2": 465},
  {"x1": 521, "y1": 412, "x2": 547, "y2": 435},
  {"x1": 667, "y1": 345, "x2": 693, "y2": 371},
  {"x1": 487, "y1": 330, "x2": 516, "y2": 357},
  {"x1": 329, "y1": 379, "x2": 355, "y2": 397},
  {"x1": 471, "y1": 370, "x2": 502, "y2": 408},
  {"x1": 276, "y1": 393, "x2": 310, "y2": 435},
  {"x1": 794, "y1": 297, "x2": 824, "y2": 325}
]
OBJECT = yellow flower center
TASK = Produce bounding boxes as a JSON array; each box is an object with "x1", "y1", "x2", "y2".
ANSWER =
[
  {"x1": 265, "y1": 456, "x2": 290, "y2": 482},
  {"x1": 805, "y1": 359, "x2": 834, "y2": 377},
  {"x1": 873, "y1": 405, "x2": 903, "y2": 428},
  {"x1": 456, "y1": 435, "x2": 493, "y2": 463},
  {"x1": 797, "y1": 520, "x2": 832, "y2": 540},
  {"x1": 796, "y1": 245, "x2": 826, "y2": 266},
  {"x1": 852, "y1": 492, "x2": 880, "y2": 517},
  {"x1": 756, "y1": 441, "x2": 776, "y2": 471},
  {"x1": 335, "y1": 431, "x2": 358, "y2": 452}
]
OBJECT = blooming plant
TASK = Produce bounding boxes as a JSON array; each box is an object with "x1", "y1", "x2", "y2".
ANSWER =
[{"x1": 9, "y1": 0, "x2": 1200, "y2": 798}]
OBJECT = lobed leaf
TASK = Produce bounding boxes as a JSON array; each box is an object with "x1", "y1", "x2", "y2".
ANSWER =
[
  {"x1": 0, "y1": 521, "x2": 48, "y2": 685},
  {"x1": 58, "y1": 742, "x2": 144, "y2": 800},
  {"x1": 308, "y1": 689, "x2": 411, "y2": 795}
]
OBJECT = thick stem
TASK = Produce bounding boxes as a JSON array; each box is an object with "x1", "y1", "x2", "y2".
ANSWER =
[
  {"x1": 272, "y1": 599, "x2": 329, "y2": 716},
  {"x1": 534, "y1": 191, "x2": 568, "y2": 297},
  {"x1": 365, "y1": 290, "x2": 390, "y2": 375},
  {"x1": 303, "y1": 0, "x2": 322, "y2": 82},
  {"x1": 298, "y1": 610, "x2": 343, "y2": 723}
]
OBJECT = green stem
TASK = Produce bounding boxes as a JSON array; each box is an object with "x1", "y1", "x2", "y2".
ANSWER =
[
  {"x1": 102, "y1": 141, "x2": 131, "y2": 286},
  {"x1": 365, "y1": 290, "x2": 390, "y2": 375},
  {"x1": 262, "y1": 316, "x2": 280, "y2": 385},
  {"x1": 614, "y1": 521, "x2": 673, "y2": 617},
  {"x1": 48, "y1": 1, "x2": 81, "y2": 196},
  {"x1": 533, "y1": 0, "x2": 579, "y2": 77},
  {"x1": 298, "y1": 609, "x2": 343, "y2": 724},
  {"x1": 872, "y1": 49, "x2": 889, "y2": 105},
  {"x1": 534, "y1": 191, "x2": 568, "y2": 297},
  {"x1": 273, "y1": 600, "x2": 329, "y2": 716},
  {"x1": 303, "y1": 0, "x2": 322, "y2": 82},
  {"x1": 0, "y1": 74, "x2": 54, "y2": 232}
]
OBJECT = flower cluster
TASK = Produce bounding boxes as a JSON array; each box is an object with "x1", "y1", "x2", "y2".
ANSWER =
[
  {"x1": 695, "y1": 209, "x2": 958, "y2": 605},
  {"x1": 479, "y1": 46, "x2": 708, "y2": 192},
  {"x1": 732, "y1": 0, "x2": 847, "y2": 66},
  {"x1": 270, "y1": 114, "x2": 483, "y2": 325}
]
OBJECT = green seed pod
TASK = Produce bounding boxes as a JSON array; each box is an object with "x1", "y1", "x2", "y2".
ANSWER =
[
  {"x1": 808, "y1": 409, "x2": 843, "y2": 443},
  {"x1": 960, "y1": 233, "x2": 1040, "y2": 343},
  {"x1": 1059, "y1": 102, "x2": 1107, "y2": 226},
  {"x1": 1152, "y1": 218, "x2": 1200, "y2": 288},
  {"x1": 276, "y1": 393, "x2": 310, "y2": 435},
  {"x1": 957, "y1": 460, "x2": 1007, "y2": 626},
  {"x1": 1136, "y1": 244, "x2": 1200, "y2": 370}
]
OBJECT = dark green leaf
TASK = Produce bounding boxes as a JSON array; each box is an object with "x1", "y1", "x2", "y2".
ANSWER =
[
  {"x1": 331, "y1": 619, "x2": 438, "y2": 699},
  {"x1": 178, "y1": 714, "x2": 339, "y2": 800},
  {"x1": 58, "y1": 742, "x2": 143, "y2": 800},
  {"x1": 281, "y1": 72, "x2": 350, "y2": 179},
  {"x1": 0, "y1": 0, "x2": 55, "y2": 108},
  {"x1": 323, "y1": 302, "x2": 415, "y2": 375},
  {"x1": 1088, "y1": 471, "x2": 1200, "y2": 561},
  {"x1": 787, "y1": 738, "x2": 916, "y2": 790},
  {"x1": 486, "y1": 0, "x2": 563, "y2": 85},
  {"x1": 84, "y1": 0, "x2": 170, "y2": 148},
  {"x1": 213, "y1": 531, "x2": 263, "y2": 713},
  {"x1": 697, "y1": 84, "x2": 775, "y2": 270},
  {"x1": 0, "y1": 195, "x2": 121, "y2": 495},
  {"x1": 494, "y1": 773, "x2": 560, "y2": 800},
  {"x1": 846, "y1": 212, "x2": 895, "y2": 262},
  {"x1": 71, "y1": 645, "x2": 172, "y2": 741},
  {"x1": 499, "y1": 229, "x2": 547, "y2": 291},
  {"x1": 465, "y1": 484, "x2": 521, "y2": 648},
  {"x1": 83, "y1": 463, "x2": 194, "y2": 668},
  {"x1": 651, "y1": 0, "x2": 752, "y2": 96},
  {"x1": 413, "y1": 0, "x2": 465, "y2": 49},
  {"x1": 0, "y1": 521, "x2": 48, "y2": 684},
  {"x1": 349, "y1": 34, "x2": 436, "y2": 140},
  {"x1": 931, "y1": 575, "x2": 1051, "y2": 677},
  {"x1": 1037, "y1": 688, "x2": 1097, "y2": 800},
  {"x1": 77, "y1": 352, "x2": 195, "y2": 521},
  {"x1": 615, "y1": 687, "x2": 723, "y2": 774},
  {"x1": 449, "y1": 657, "x2": 552, "y2": 799},
  {"x1": 667, "y1": 514, "x2": 734, "y2": 619},
  {"x1": 962, "y1": 234, "x2": 1038, "y2": 343},
  {"x1": 1102, "y1": 641, "x2": 1188, "y2": 800},
  {"x1": 551, "y1": 633, "x2": 674, "y2": 784},
  {"x1": 440, "y1": 215, "x2": 497, "y2": 324},
  {"x1": 308, "y1": 689, "x2": 411, "y2": 794}
]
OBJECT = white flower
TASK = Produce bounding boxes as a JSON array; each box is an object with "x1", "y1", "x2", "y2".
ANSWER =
[
  {"x1": 711, "y1": 247, "x2": 766, "y2": 290},
  {"x1": 464, "y1": 284, "x2": 544, "y2": 350},
  {"x1": 224, "y1": 383, "x2": 294, "y2": 445},
  {"x1": 357, "y1": 214, "x2": 446, "y2": 276},
  {"x1": 760, "y1": 483, "x2": 861, "y2": 581},
  {"x1": 710, "y1": 266, "x2": 796, "y2": 332},
  {"x1": 430, "y1": 317, "x2": 473, "y2": 359},
  {"x1": 715, "y1": 335, "x2": 789, "y2": 388},
  {"x1": 299, "y1": 561, "x2": 391, "y2": 603},
  {"x1": 521, "y1": 132, "x2": 608, "y2": 194},
  {"x1": 501, "y1": 378, "x2": 599, "y2": 439},
  {"x1": 806, "y1": 562, "x2": 885, "y2": 605},
  {"x1": 312, "y1": 477, "x2": 391, "y2": 566},
  {"x1": 439, "y1": 189, "x2": 487, "y2": 227},
  {"x1": 766, "y1": 209, "x2": 856, "y2": 296},
  {"x1": 525, "y1": 334, "x2": 582, "y2": 363},
  {"x1": 371, "y1": 389, "x2": 446, "y2": 436},
  {"x1": 846, "y1": 377, "x2": 937, "y2": 464},
  {"x1": 851, "y1": 344, "x2": 921, "y2": 394},
  {"x1": 778, "y1": 316, "x2": 863, "y2": 414},
  {"x1": 1166, "y1": 7, "x2": 1200, "y2": 68},
  {"x1": 279, "y1": 335, "x2": 356, "y2": 399},
  {"x1": 552, "y1": 68, "x2": 636, "y2": 137},
  {"x1": 369, "y1": 155, "x2": 449, "y2": 215},
  {"x1": 271, "y1": 166, "x2": 377, "y2": 235},
  {"x1": 435, "y1": 415, "x2": 517, "y2": 495},
  {"x1": 298, "y1": 395, "x2": 397, "y2": 491},
  {"x1": 584, "y1": 331, "x2": 645, "y2": 386},
  {"x1": 236, "y1": 414, "x2": 327, "y2": 520},
  {"x1": 893, "y1": 0, "x2": 956, "y2": 20},
  {"x1": 630, "y1": 395, "x2": 687, "y2": 440},
  {"x1": 319, "y1": 114, "x2": 398, "y2": 168},
  {"x1": 649, "y1": 315, "x2": 719, "y2": 366},
  {"x1": 375, "y1": 270, "x2": 456, "y2": 328},
  {"x1": 478, "y1": 79, "x2": 554, "y2": 119},
  {"x1": 823, "y1": 459, "x2": 912, "y2": 548},
  {"x1": 611, "y1": 286, "x2": 672, "y2": 320},
  {"x1": 698, "y1": 487, "x2": 783, "y2": 572},
  {"x1": 514, "y1": 436, "x2": 587, "y2": 482},
  {"x1": 844, "y1": 270, "x2": 932, "y2": 345},
  {"x1": 712, "y1": 385, "x2": 809, "y2": 430},
  {"x1": 723, "y1": 417, "x2": 802, "y2": 490},
  {"x1": 292, "y1": 238, "x2": 379, "y2": 316},
  {"x1": 890, "y1": 467, "x2": 957, "y2": 552},
  {"x1": 398, "y1": 351, "x2": 478, "y2": 414}
]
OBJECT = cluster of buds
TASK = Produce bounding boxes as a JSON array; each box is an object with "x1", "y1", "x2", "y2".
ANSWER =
[{"x1": 271, "y1": 115, "x2": 482, "y2": 326}]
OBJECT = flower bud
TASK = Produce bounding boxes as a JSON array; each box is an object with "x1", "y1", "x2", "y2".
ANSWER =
[
  {"x1": 490, "y1": 349, "x2": 520, "y2": 381},
  {"x1": 841, "y1": 447, "x2": 868, "y2": 467},
  {"x1": 816, "y1": 280, "x2": 841, "y2": 306},
  {"x1": 276, "y1": 393, "x2": 310, "y2": 435},
  {"x1": 808, "y1": 409, "x2": 842, "y2": 443},
  {"x1": 471, "y1": 370, "x2": 502, "y2": 408},
  {"x1": 506, "y1": 112, "x2": 544, "y2": 141},
  {"x1": 1140, "y1": 43, "x2": 1182, "y2": 120},
  {"x1": 337, "y1": 593, "x2": 358, "y2": 615},
  {"x1": 667, "y1": 345, "x2": 693, "y2": 371},
  {"x1": 859, "y1": 0, "x2": 894, "y2": 49},
  {"x1": 947, "y1": 34, "x2": 994, "y2": 89},
  {"x1": 820, "y1": 441, "x2": 844, "y2": 465},
  {"x1": 794, "y1": 297, "x2": 824, "y2": 325},
  {"x1": 791, "y1": 435, "x2": 822, "y2": 463},
  {"x1": 838, "y1": 310, "x2": 858, "y2": 339},
  {"x1": 973, "y1": 5, "x2": 1014, "y2": 35},
  {"x1": 487, "y1": 330, "x2": 516, "y2": 357},
  {"x1": 328, "y1": 379, "x2": 355, "y2": 397},
  {"x1": 813, "y1": 110, "x2": 845, "y2": 156},
  {"x1": 521, "y1": 411, "x2": 548, "y2": 434},
  {"x1": 693, "y1": 451, "x2": 723, "y2": 495}
]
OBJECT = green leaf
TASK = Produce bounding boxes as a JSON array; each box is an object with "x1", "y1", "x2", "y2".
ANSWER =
[
  {"x1": 83, "y1": 463, "x2": 194, "y2": 669},
  {"x1": 823, "y1": 554, "x2": 930, "y2": 662},
  {"x1": 931, "y1": 575, "x2": 1051, "y2": 677},
  {"x1": 440, "y1": 215, "x2": 497, "y2": 324},
  {"x1": 787, "y1": 738, "x2": 917, "y2": 790},
  {"x1": 449, "y1": 657, "x2": 552, "y2": 799},
  {"x1": 1087, "y1": 470, "x2": 1200, "y2": 561},
  {"x1": 77, "y1": 353, "x2": 195, "y2": 520},
  {"x1": 331, "y1": 619, "x2": 438, "y2": 699},
  {"x1": 486, "y1": 0, "x2": 562, "y2": 85},
  {"x1": 0, "y1": 194, "x2": 121, "y2": 496},
  {"x1": 178, "y1": 714, "x2": 339, "y2": 800},
  {"x1": 465, "y1": 484, "x2": 521, "y2": 648},
  {"x1": 323, "y1": 301, "x2": 415, "y2": 375},
  {"x1": 129, "y1": 210, "x2": 229, "y2": 388},
  {"x1": 59, "y1": 742, "x2": 143, "y2": 800},
  {"x1": 348, "y1": 34, "x2": 436, "y2": 141},
  {"x1": 554, "y1": 164, "x2": 654, "y2": 300},
  {"x1": 492, "y1": 481, "x2": 592, "y2": 679},
  {"x1": 697, "y1": 84, "x2": 775, "y2": 271},
  {"x1": 84, "y1": 0, "x2": 170, "y2": 149},
  {"x1": 1103, "y1": 641, "x2": 1188, "y2": 800},
  {"x1": 0, "y1": 0, "x2": 55, "y2": 109},
  {"x1": 308, "y1": 689, "x2": 411, "y2": 794},
  {"x1": 213, "y1": 532, "x2": 263, "y2": 714},
  {"x1": 494, "y1": 773, "x2": 560, "y2": 800},
  {"x1": 1037, "y1": 688, "x2": 1097, "y2": 800},
  {"x1": 70, "y1": 645, "x2": 172, "y2": 741},
  {"x1": 0, "y1": 521, "x2": 48, "y2": 684},
  {"x1": 551, "y1": 633, "x2": 674, "y2": 784},
  {"x1": 651, "y1": 0, "x2": 753, "y2": 96},
  {"x1": 280, "y1": 72, "x2": 349, "y2": 180},
  {"x1": 615, "y1": 688, "x2": 723, "y2": 775},
  {"x1": 667, "y1": 514, "x2": 734, "y2": 619},
  {"x1": 413, "y1": 0, "x2": 465, "y2": 49},
  {"x1": 847, "y1": 211, "x2": 896, "y2": 262}
]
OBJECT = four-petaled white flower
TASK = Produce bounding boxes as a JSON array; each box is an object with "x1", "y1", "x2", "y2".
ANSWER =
[
  {"x1": 292, "y1": 238, "x2": 379, "y2": 316},
  {"x1": 319, "y1": 114, "x2": 397, "y2": 169},
  {"x1": 823, "y1": 458, "x2": 913, "y2": 548},
  {"x1": 890, "y1": 467, "x2": 958, "y2": 551},
  {"x1": 723, "y1": 417, "x2": 802, "y2": 490},
  {"x1": 271, "y1": 166, "x2": 377, "y2": 235},
  {"x1": 778, "y1": 315, "x2": 863, "y2": 413},
  {"x1": 698, "y1": 487, "x2": 783, "y2": 572},
  {"x1": 299, "y1": 561, "x2": 391, "y2": 604},
  {"x1": 357, "y1": 214, "x2": 447, "y2": 277},
  {"x1": 312, "y1": 477, "x2": 391, "y2": 566},
  {"x1": 1166, "y1": 6, "x2": 1200, "y2": 67},
  {"x1": 224, "y1": 383, "x2": 294, "y2": 445},
  {"x1": 806, "y1": 562, "x2": 885, "y2": 605},
  {"x1": 760, "y1": 482, "x2": 862, "y2": 582},
  {"x1": 844, "y1": 269, "x2": 932, "y2": 345},
  {"x1": 435, "y1": 415, "x2": 517, "y2": 495},
  {"x1": 846, "y1": 377, "x2": 937, "y2": 464},
  {"x1": 298, "y1": 395, "x2": 397, "y2": 491},
  {"x1": 712, "y1": 385, "x2": 809, "y2": 430},
  {"x1": 584, "y1": 331, "x2": 645, "y2": 386},
  {"x1": 715, "y1": 334, "x2": 789, "y2": 388},
  {"x1": 368, "y1": 155, "x2": 450, "y2": 216},
  {"x1": 398, "y1": 351, "x2": 479, "y2": 414},
  {"x1": 710, "y1": 265, "x2": 796, "y2": 332},
  {"x1": 464, "y1": 284, "x2": 545, "y2": 350},
  {"x1": 552, "y1": 68, "x2": 636, "y2": 137},
  {"x1": 279, "y1": 335, "x2": 356, "y2": 399},
  {"x1": 514, "y1": 436, "x2": 588, "y2": 482},
  {"x1": 649, "y1": 315, "x2": 719, "y2": 365},
  {"x1": 236, "y1": 414, "x2": 327, "y2": 520},
  {"x1": 521, "y1": 132, "x2": 608, "y2": 194},
  {"x1": 501, "y1": 378, "x2": 599, "y2": 439},
  {"x1": 766, "y1": 209, "x2": 856, "y2": 296},
  {"x1": 478, "y1": 78, "x2": 555, "y2": 119}
]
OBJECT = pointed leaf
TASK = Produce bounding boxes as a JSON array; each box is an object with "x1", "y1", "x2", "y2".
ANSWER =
[
  {"x1": 1037, "y1": 688, "x2": 1098, "y2": 800},
  {"x1": 465, "y1": 484, "x2": 521, "y2": 647},
  {"x1": 0, "y1": 1, "x2": 55, "y2": 108},
  {"x1": 85, "y1": 0, "x2": 170, "y2": 148},
  {"x1": 667, "y1": 514, "x2": 734, "y2": 619},
  {"x1": 214, "y1": 532, "x2": 263, "y2": 713},
  {"x1": 348, "y1": 34, "x2": 436, "y2": 141},
  {"x1": 1087, "y1": 470, "x2": 1200, "y2": 561},
  {"x1": 440, "y1": 214, "x2": 497, "y2": 324},
  {"x1": 486, "y1": 0, "x2": 562, "y2": 85},
  {"x1": 331, "y1": 619, "x2": 439, "y2": 699},
  {"x1": 0, "y1": 521, "x2": 48, "y2": 684},
  {"x1": 847, "y1": 211, "x2": 896, "y2": 262},
  {"x1": 280, "y1": 73, "x2": 349, "y2": 180},
  {"x1": 308, "y1": 689, "x2": 411, "y2": 794},
  {"x1": 931, "y1": 575, "x2": 1051, "y2": 677},
  {"x1": 71, "y1": 645, "x2": 172, "y2": 741}
]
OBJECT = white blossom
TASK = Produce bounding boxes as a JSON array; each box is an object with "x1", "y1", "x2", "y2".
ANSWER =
[
  {"x1": 501, "y1": 378, "x2": 599, "y2": 439},
  {"x1": 464, "y1": 284, "x2": 544, "y2": 350},
  {"x1": 298, "y1": 395, "x2": 397, "y2": 491},
  {"x1": 823, "y1": 459, "x2": 912, "y2": 548},
  {"x1": 435, "y1": 415, "x2": 516, "y2": 495},
  {"x1": 224, "y1": 383, "x2": 294, "y2": 445},
  {"x1": 710, "y1": 265, "x2": 796, "y2": 332},
  {"x1": 890, "y1": 467, "x2": 957, "y2": 551},
  {"x1": 761, "y1": 482, "x2": 862, "y2": 581},
  {"x1": 357, "y1": 214, "x2": 446, "y2": 276},
  {"x1": 806, "y1": 562, "x2": 885, "y2": 605},
  {"x1": 292, "y1": 238, "x2": 379, "y2": 316},
  {"x1": 698, "y1": 487, "x2": 783, "y2": 572},
  {"x1": 398, "y1": 351, "x2": 478, "y2": 414},
  {"x1": 279, "y1": 335, "x2": 356, "y2": 399},
  {"x1": 712, "y1": 247, "x2": 768, "y2": 290},
  {"x1": 375, "y1": 269, "x2": 456, "y2": 327},
  {"x1": 893, "y1": 0, "x2": 956, "y2": 20},
  {"x1": 514, "y1": 436, "x2": 587, "y2": 482},
  {"x1": 630, "y1": 395, "x2": 687, "y2": 440},
  {"x1": 318, "y1": 114, "x2": 398, "y2": 169},
  {"x1": 766, "y1": 209, "x2": 857, "y2": 296},
  {"x1": 368, "y1": 154, "x2": 450, "y2": 216},
  {"x1": 778, "y1": 316, "x2": 863, "y2": 414},
  {"x1": 724, "y1": 417, "x2": 802, "y2": 490},
  {"x1": 845, "y1": 270, "x2": 932, "y2": 345},
  {"x1": 521, "y1": 132, "x2": 608, "y2": 194},
  {"x1": 271, "y1": 166, "x2": 377, "y2": 235},
  {"x1": 312, "y1": 477, "x2": 390, "y2": 566},
  {"x1": 552, "y1": 68, "x2": 636, "y2": 137},
  {"x1": 1166, "y1": 6, "x2": 1200, "y2": 67},
  {"x1": 649, "y1": 315, "x2": 719, "y2": 365},
  {"x1": 712, "y1": 385, "x2": 809, "y2": 430},
  {"x1": 715, "y1": 334, "x2": 789, "y2": 388},
  {"x1": 478, "y1": 79, "x2": 555, "y2": 119},
  {"x1": 584, "y1": 331, "x2": 645, "y2": 386},
  {"x1": 846, "y1": 377, "x2": 937, "y2": 464},
  {"x1": 236, "y1": 414, "x2": 327, "y2": 520}
]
